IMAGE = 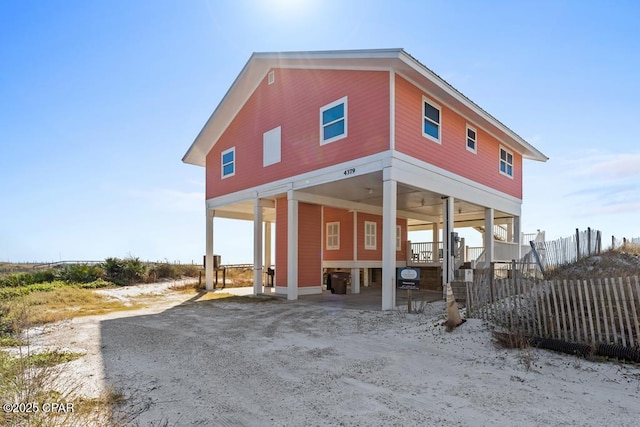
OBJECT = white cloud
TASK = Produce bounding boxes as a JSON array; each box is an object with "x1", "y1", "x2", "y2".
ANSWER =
[{"x1": 573, "y1": 152, "x2": 640, "y2": 180}]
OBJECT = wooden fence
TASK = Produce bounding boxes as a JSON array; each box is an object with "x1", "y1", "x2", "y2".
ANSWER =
[
  {"x1": 466, "y1": 275, "x2": 640, "y2": 347},
  {"x1": 530, "y1": 228, "x2": 602, "y2": 273},
  {"x1": 612, "y1": 236, "x2": 640, "y2": 249}
]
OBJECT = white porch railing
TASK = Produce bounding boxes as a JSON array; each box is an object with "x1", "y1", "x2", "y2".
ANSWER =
[
  {"x1": 466, "y1": 246, "x2": 484, "y2": 262},
  {"x1": 408, "y1": 231, "x2": 542, "y2": 267},
  {"x1": 407, "y1": 240, "x2": 466, "y2": 265},
  {"x1": 494, "y1": 241, "x2": 520, "y2": 261},
  {"x1": 407, "y1": 241, "x2": 443, "y2": 263},
  {"x1": 469, "y1": 242, "x2": 535, "y2": 266}
]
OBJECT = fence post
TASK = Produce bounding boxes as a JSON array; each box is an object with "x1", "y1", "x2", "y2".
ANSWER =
[
  {"x1": 612, "y1": 235, "x2": 615, "y2": 249},
  {"x1": 576, "y1": 228, "x2": 580, "y2": 260},
  {"x1": 587, "y1": 227, "x2": 591, "y2": 257},
  {"x1": 530, "y1": 241, "x2": 546, "y2": 279}
]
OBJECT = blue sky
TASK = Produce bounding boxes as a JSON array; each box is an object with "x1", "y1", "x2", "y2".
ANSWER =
[{"x1": 1, "y1": 0, "x2": 639, "y2": 264}]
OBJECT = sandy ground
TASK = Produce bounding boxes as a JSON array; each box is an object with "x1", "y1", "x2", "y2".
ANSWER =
[{"x1": 26, "y1": 282, "x2": 640, "y2": 426}]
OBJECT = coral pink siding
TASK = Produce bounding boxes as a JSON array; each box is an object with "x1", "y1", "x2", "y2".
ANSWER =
[
  {"x1": 356, "y1": 213, "x2": 407, "y2": 262},
  {"x1": 323, "y1": 208, "x2": 407, "y2": 262},
  {"x1": 394, "y1": 76, "x2": 522, "y2": 199},
  {"x1": 322, "y1": 207, "x2": 354, "y2": 261},
  {"x1": 274, "y1": 198, "x2": 322, "y2": 287},
  {"x1": 298, "y1": 203, "x2": 321, "y2": 286},
  {"x1": 206, "y1": 69, "x2": 390, "y2": 199}
]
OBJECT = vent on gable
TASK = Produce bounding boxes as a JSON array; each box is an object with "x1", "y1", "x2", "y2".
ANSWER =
[{"x1": 268, "y1": 70, "x2": 275, "y2": 85}]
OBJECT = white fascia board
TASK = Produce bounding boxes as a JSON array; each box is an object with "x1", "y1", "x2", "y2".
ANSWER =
[
  {"x1": 293, "y1": 191, "x2": 438, "y2": 223},
  {"x1": 183, "y1": 54, "x2": 269, "y2": 167},
  {"x1": 206, "y1": 152, "x2": 389, "y2": 209},
  {"x1": 205, "y1": 151, "x2": 441, "y2": 222},
  {"x1": 291, "y1": 154, "x2": 386, "y2": 190},
  {"x1": 208, "y1": 210, "x2": 255, "y2": 221},
  {"x1": 252, "y1": 48, "x2": 403, "y2": 61},
  {"x1": 391, "y1": 151, "x2": 522, "y2": 216}
]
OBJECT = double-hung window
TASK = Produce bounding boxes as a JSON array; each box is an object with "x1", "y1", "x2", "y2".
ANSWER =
[
  {"x1": 422, "y1": 97, "x2": 441, "y2": 143},
  {"x1": 326, "y1": 222, "x2": 340, "y2": 250},
  {"x1": 396, "y1": 225, "x2": 402, "y2": 251},
  {"x1": 466, "y1": 125, "x2": 477, "y2": 153},
  {"x1": 364, "y1": 221, "x2": 377, "y2": 250},
  {"x1": 499, "y1": 146, "x2": 514, "y2": 178},
  {"x1": 320, "y1": 96, "x2": 347, "y2": 144},
  {"x1": 221, "y1": 147, "x2": 235, "y2": 178}
]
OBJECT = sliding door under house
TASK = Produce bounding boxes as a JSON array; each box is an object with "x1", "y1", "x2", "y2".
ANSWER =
[{"x1": 182, "y1": 49, "x2": 548, "y2": 310}]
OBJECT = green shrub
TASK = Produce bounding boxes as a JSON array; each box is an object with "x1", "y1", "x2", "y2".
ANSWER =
[
  {"x1": 102, "y1": 257, "x2": 146, "y2": 286},
  {"x1": 0, "y1": 281, "x2": 67, "y2": 300},
  {"x1": 32, "y1": 270, "x2": 57, "y2": 283},
  {"x1": 150, "y1": 263, "x2": 179, "y2": 280},
  {"x1": 178, "y1": 264, "x2": 200, "y2": 278},
  {"x1": 0, "y1": 273, "x2": 34, "y2": 288},
  {"x1": 73, "y1": 278, "x2": 113, "y2": 289},
  {"x1": 60, "y1": 264, "x2": 103, "y2": 283},
  {"x1": 0, "y1": 270, "x2": 59, "y2": 287}
]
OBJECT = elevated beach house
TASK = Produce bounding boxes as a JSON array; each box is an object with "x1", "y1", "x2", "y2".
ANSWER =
[{"x1": 182, "y1": 49, "x2": 548, "y2": 310}]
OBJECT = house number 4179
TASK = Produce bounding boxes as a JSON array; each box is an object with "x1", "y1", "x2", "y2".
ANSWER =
[{"x1": 343, "y1": 168, "x2": 356, "y2": 176}]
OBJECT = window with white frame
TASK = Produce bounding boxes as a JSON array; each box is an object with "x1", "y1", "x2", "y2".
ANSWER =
[
  {"x1": 320, "y1": 96, "x2": 347, "y2": 144},
  {"x1": 268, "y1": 70, "x2": 275, "y2": 85},
  {"x1": 263, "y1": 126, "x2": 281, "y2": 167},
  {"x1": 396, "y1": 225, "x2": 402, "y2": 251},
  {"x1": 364, "y1": 221, "x2": 377, "y2": 250},
  {"x1": 422, "y1": 97, "x2": 441, "y2": 142},
  {"x1": 466, "y1": 125, "x2": 477, "y2": 153},
  {"x1": 499, "y1": 146, "x2": 514, "y2": 177},
  {"x1": 221, "y1": 147, "x2": 235, "y2": 178},
  {"x1": 326, "y1": 222, "x2": 340, "y2": 250}
]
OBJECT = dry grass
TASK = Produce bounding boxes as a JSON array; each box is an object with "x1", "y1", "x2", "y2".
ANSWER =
[
  {"x1": 0, "y1": 346, "x2": 130, "y2": 426},
  {"x1": 0, "y1": 288, "x2": 143, "y2": 332},
  {"x1": 621, "y1": 243, "x2": 640, "y2": 256},
  {"x1": 547, "y1": 247, "x2": 640, "y2": 280},
  {"x1": 0, "y1": 288, "x2": 156, "y2": 426}
]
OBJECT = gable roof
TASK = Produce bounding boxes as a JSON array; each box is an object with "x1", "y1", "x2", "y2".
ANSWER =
[{"x1": 182, "y1": 48, "x2": 548, "y2": 167}]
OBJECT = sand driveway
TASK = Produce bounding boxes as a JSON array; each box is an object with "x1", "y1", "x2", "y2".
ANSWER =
[{"x1": 27, "y1": 283, "x2": 640, "y2": 426}]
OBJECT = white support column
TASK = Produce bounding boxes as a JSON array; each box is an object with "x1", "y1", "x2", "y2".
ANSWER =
[
  {"x1": 432, "y1": 222, "x2": 439, "y2": 247},
  {"x1": 513, "y1": 215, "x2": 521, "y2": 259},
  {"x1": 442, "y1": 197, "x2": 454, "y2": 290},
  {"x1": 485, "y1": 207, "x2": 495, "y2": 265},
  {"x1": 287, "y1": 190, "x2": 298, "y2": 300},
  {"x1": 351, "y1": 268, "x2": 360, "y2": 294},
  {"x1": 253, "y1": 198, "x2": 263, "y2": 296},
  {"x1": 264, "y1": 221, "x2": 272, "y2": 270},
  {"x1": 205, "y1": 209, "x2": 215, "y2": 291},
  {"x1": 382, "y1": 175, "x2": 397, "y2": 311},
  {"x1": 363, "y1": 268, "x2": 369, "y2": 287},
  {"x1": 352, "y1": 211, "x2": 359, "y2": 294},
  {"x1": 507, "y1": 217, "x2": 514, "y2": 242}
]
